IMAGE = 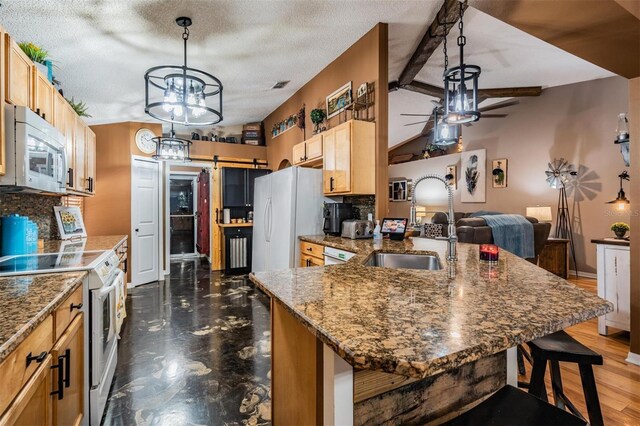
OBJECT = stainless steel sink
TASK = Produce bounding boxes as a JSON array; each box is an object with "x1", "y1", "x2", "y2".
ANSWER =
[{"x1": 364, "y1": 252, "x2": 442, "y2": 270}]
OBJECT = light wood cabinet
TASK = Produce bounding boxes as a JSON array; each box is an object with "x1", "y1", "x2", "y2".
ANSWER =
[
  {"x1": 51, "y1": 314, "x2": 83, "y2": 426},
  {"x1": 322, "y1": 120, "x2": 375, "y2": 195},
  {"x1": 73, "y1": 117, "x2": 86, "y2": 191},
  {"x1": 597, "y1": 244, "x2": 630, "y2": 335},
  {"x1": 0, "y1": 356, "x2": 52, "y2": 426},
  {"x1": 0, "y1": 27, "x2": 5, "y2": 176},
  {"x1": 62, "y1": 101, "x2": 76, "y2": 190},
  {"x1": 85, "y1": 127, "x2": 96, "y2": 194},
  {"x1": 293, "y1": 134, "x2": 323, "y2": 166},
  {"x1": 299, "y1": 241, "x2": 324, "y2": 268},
  {"x1": 4, "y1": 34, "x2": 32, "y2": 109},
  {"x1": 53, "y1": 286, "x2": 83, "y2": 342},
  {"x1": 32, "y1": 68, "x2": 54, "y2": 125}
]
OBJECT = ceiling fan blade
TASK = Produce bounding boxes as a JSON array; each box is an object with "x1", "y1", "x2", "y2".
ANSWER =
[
  {"x1": 401, "y1": 113, "x2": 432, "y2": 117},
  {"x1": 430, "y1": 100, "x2": 443, "y2": 108},
  {"x1": 481, "y1": 114, "x2": 508, "y2": 118},
  {"x1": 463, "y1": 122, "x2": 472, "y2": 127},
  {"x1": 479, "y1": 99, "x2": 519, "y2": 113},
  {"x1": 404, "y1": 120, "x2": 430, "y2": 126}
]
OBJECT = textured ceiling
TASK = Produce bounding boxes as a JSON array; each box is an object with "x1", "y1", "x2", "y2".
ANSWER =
[{"x1": 0, "y1": 1, "x2": 615, "y2": 141}]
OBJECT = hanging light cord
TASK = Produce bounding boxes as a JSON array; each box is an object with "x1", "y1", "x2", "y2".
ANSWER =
[
  {"x1": 182, "y1": 26, "x2": 189, "y2": 68},
  {"x1": 443, "y1": 2, "x2": 449, "y2": 72},
  {"x1": 457, "y1": 1, "x2": 467, "y2": 67}
]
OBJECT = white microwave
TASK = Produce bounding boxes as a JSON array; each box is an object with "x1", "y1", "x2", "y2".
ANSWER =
[{"x1": 1, "y1": 105, "x2": 67, "y2": 194}]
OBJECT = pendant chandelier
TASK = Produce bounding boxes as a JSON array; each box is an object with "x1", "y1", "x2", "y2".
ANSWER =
[
  {"x1": 431, "y1": 107, "x2": 459, "y2": 146},
  {"x1": 152, "y1": 123, "x2": 192, "y2": 162},
  {"x1": 443, "y1": 2, "x2": 481, "y2": 124},
  {"x1": 607, "y1": 171, "x2": 630, "y2": 210},
  {"x1": 145, "y1": 17, "x2": 223, "y2": 126}
]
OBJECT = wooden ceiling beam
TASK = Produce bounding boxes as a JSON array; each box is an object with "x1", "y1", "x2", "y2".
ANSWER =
[
  {"x1": 397, "y1": 0, "x2": 467, "y2": 86},
  {"x1": 403, "y1": 80, "x2": 444, "y2": 98},
  {"x1": 477, "y1": 86, "x2": 542, "y2": 98}
]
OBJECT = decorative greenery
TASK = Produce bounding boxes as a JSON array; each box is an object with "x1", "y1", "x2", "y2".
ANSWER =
[
  {"x1": 310, "y1": 108, "x2": 326, "y2": 125},
  {"x1": 18, "y1": 42, "x2": 49, "y2": 64},
  {"x1": 66, "y1": 97, "x2": 92, "y2": 118},
  {"x1": 610, "y1": 222, "x2": 630, "y2": 233}
]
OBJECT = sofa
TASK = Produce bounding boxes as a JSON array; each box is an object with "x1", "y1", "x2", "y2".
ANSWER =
[{"x1": 431, "y1": 212, "x2": 551, "y2": 262}]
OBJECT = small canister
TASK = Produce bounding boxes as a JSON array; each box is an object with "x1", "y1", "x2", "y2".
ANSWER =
[{"x1": 1, "y1": 215, "x2": 29, "y2": 256}]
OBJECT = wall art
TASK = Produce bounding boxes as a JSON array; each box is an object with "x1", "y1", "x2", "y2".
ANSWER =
[
  {"x1": 492, "y1": 158, "x2": 508, "y2": 188},
  {"x1": 445, "y1": 164, "x2": 457, "y2": 189},
  {"x1": 326, "y1": 82, "x2": 352, "y2": 119},
  {"x1": 461, "y1": 149, "x2": 486, "y2": 203},
  {"x1": 54, "y1": 206, "x2": 87, "y2": 239}
]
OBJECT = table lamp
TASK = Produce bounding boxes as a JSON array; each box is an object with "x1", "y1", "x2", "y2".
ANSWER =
[{"x1": 526, "y1": 206, "x2": 552, "y2": 223}]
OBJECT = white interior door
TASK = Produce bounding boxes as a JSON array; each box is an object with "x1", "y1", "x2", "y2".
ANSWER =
[{"x1": 132, "y1": 158, "x2": 160, "y2": 285}]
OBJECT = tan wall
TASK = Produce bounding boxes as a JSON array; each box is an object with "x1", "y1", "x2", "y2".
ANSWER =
[
  {"x1": 389, "y1": 76, "x2": 630, "y2": 274},
  {"x1": 263, "y1": 23, "x2": 388, "y2": 217},
  {"x1": 629, "y1": 77, "x2": 640, "y2": 354},
  {"x1": 84, "y1": 122, "x2": 163, "y2": 282}
]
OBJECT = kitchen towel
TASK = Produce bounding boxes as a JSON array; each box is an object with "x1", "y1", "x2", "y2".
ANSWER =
[{"x1": 114, "y1": 270, "x2": 127, "y2": 336}]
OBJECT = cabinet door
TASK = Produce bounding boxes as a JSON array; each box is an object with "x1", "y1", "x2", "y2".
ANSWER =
[
  {"x1": 305, "y1": 135, "x2": 323, "y2": 162},
  {"x1": 222, "y1": 168, "x2": 246, "y2": 207},
  {"x1": 603, "y1": 247, "x2": 631, "y2": 327},
  {"x1": 51, "y1": 314, "x2": 84, "y2": 426},
  {"x1": 0, "y1": 356, "x2": 52, "y2": 426},
  {"x1": 322, "y1": 129, "x2": 336, "y2": 193},
  {"x1": 0, "y1": 29, "x2": 4, "y2": 175},
  {"x1": 63, "y1": 104, "x2": 76, "y2": 189},
  {"x1": 333, "y1": 123, "x2": 351, "y2": 193},
  {"x1": 246, "y1": 169, "x2": 270, "y2": 208},
  {"x1": 85, "y1": 127, "x2": 96, "y2": 194},
  {"x1": 53, "y1": 92, "x2": 67, "y2": 137},
  {"x1": 292, "y1": 142, "x2": 306, "y2": 165},
  {"x1": 5, "y1": 35, "x2": 33, "y2": 108},
  {"x1": 73, "y1": 117, "x2": 86, "y2": 191},
  {"x1": 33, "y1": 69, "x2": 54, "y2": 124}
]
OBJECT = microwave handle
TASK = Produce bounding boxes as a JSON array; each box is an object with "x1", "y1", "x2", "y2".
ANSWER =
[{"x1": 67, "y1": 168, "x2": 74, "y2": 188}]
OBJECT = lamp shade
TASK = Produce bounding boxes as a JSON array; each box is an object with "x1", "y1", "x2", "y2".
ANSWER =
[{"x1": 526, "y1": 206, "x2": 552, "y2": 222}]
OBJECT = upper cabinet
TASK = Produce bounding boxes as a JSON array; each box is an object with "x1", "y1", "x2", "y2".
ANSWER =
[
  {"x1": 0, "y1": 27, "x2": 5, "y2": 176},
  {"x1": 85, "y1": 127, "x2": 96, "y2": 194},
  {"x1": 73, "y1": 116, "x2": 86, "y2": 191},
  {"x1": 4, "y1": 34, "x2": 33, "y2": 109},
  {"x1": 222, "y1": 168, "x2": 270, "y2": 208},
  {"x1": 33, "y1": 68, "x2": 54, "y2": 124},
  {"x1": 292, "y1": 134, "x2": 323, "y2": 167},
  {"x1": 322, "y1": 120, "x2": 375, "y2": 195}
]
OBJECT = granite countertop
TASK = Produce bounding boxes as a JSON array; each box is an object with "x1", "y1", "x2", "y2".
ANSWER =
[
  {"x1": 250, "y1": 235, "x2": 612, "y2": 380},
  {"x1": 591, "y1": 238, "x2": 630, "y2": 247},
  {"x1": 0, "y1": 272, "x2": 87, "y2": 363},
  {"x1": 42, "y1": 235, "x2": 127, "y2": 253}
]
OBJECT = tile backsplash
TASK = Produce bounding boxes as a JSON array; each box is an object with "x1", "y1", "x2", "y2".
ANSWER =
[
  {"x1": 0, "y1": 194, "x2": 62, "y2": 240},
  {"x1": 343, "y1": 195, "x2": 375, "y2": 220}
]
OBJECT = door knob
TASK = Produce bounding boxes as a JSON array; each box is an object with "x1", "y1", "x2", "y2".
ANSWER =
[{"x1": 135, "y1": 228, "x2": 139, "y2": 232}]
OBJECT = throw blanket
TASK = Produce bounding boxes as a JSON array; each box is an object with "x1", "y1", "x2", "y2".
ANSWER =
[{"x1": 478, "y1": 214, "x2": 535, "y2": 259}]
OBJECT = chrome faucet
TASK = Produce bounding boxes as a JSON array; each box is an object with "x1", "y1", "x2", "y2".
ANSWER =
[{"x1": 409, "y1": 174, "x2": 457, "y2": 262}]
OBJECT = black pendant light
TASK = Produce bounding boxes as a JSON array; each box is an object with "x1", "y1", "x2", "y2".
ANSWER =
[
  {"x1": 607, "y1": 171, "x2": 630, "y2": 210},
  {"x1": 145, "y1": 17, "x2": 223, "y2": 126},
  {"x1": 152, "y1": 123, "x2": 192, "y2": 162},
  {"x1": 443, "y1": 2, "x2": 481, "y2": 124}
]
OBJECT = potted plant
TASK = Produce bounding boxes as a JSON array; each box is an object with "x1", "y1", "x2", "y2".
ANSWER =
[
  {"x1": 423, "y1": 144, "x2": 446, "y2": 159},
  {"x1": 310, "y1": 108, "x2": 326, "y2": 134},
  {"x1": 66, "y1": 97, "x2": 92, "y2": 118},
  {"x1": 19, "y1": 42, "x2": 52, "y2": 81},
  {"x1": 611, "y1": 222, "x2": 630, "y2": 239}
]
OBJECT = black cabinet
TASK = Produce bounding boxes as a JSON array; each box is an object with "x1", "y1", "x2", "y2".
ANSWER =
[
  {"x1": 224, "y1": 226, "x2": 253, "y2": 274},
  {"x1": 222, "y1": 168, "x2": 270, "y2": 208}
]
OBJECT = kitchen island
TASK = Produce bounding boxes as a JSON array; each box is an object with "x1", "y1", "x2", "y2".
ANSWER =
[{"x1": 249, "y1": 236, "x2": 612, "y2": 425}]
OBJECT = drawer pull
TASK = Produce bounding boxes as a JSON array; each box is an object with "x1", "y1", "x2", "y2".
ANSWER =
[
  {"x1": 51, "y1": 353, "x2": 66, "y2": 400},
  {"x1": 26, "y1": 351, "x2": 47, "y2": 367},
  {"x1": 306, "y1": 247, "x2": 313, "y2": 252},
  {"x1": 64, "y1": 349, "x2": 71, "y2": 388},
  {"x1": 70, "y1": 302, "x2": 83, "y2": 311}
]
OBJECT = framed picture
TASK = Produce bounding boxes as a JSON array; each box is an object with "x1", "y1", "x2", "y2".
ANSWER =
[
  {"x1": 445, "y1": 164, "x2": 457, "y2": 189},
  {"x1": 326, "y1": 82, "x2": 352, "y2": 119},
  {"x1": 54, "y1": 206, "x2": 87, "y2": 240},
  {"x1": 461, "y1": 149, "x2": 486, "y2": 203},
  {"x1": 492, "y1": 158, "x2": 508, "y2": 188}
]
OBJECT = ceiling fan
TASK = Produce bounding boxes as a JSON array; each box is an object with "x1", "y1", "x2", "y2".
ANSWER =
[{"x1": 401, "y1": 99, "x2": 518, "y2": 128}]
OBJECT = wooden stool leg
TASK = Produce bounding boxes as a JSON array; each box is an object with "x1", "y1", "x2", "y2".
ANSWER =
[
  {"x1": 549, "y1": 361, "x2": 566, "y2": 410},
  {"x1": 579, "y1": 364, "x2": 604, "y2": 426},
  {"x1": 528, "y1": 358, "x2": 548, "y2": 402}
]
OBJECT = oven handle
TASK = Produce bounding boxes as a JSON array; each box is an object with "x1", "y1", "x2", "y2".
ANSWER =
[{"x1": 96, "y1": 281, "x2": 117, "y2": 343}]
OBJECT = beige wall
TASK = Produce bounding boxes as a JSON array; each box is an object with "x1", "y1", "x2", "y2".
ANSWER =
[
  {"x1": 263, "y1": 23, "x2": 388, "y2": 217},
  {"x1": 389, "y1": 76, "x2": 630, "y2": 273}
]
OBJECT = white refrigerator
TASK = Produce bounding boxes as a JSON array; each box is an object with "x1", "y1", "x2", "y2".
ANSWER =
[{"x1": 252, "y1": 167, "x2": 327, "y2": 272}]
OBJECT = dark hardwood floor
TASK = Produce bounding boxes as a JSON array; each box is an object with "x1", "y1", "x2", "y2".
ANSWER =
[{"x1": 101, "y1": 259, "x2": 271, "y2": 426}]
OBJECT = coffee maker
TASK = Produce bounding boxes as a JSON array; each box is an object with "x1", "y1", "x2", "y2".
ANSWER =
[{"x1": 323, "y1": 203, "x2": 354, "y2": 236}]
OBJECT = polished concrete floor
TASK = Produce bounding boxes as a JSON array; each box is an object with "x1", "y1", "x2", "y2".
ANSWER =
[{"x1": 102, "y1": 260, "x2": 271, "y2": 426}]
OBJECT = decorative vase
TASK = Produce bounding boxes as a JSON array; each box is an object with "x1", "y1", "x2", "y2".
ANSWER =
[{"x1": 614, "y1": 229, "x2": 627, "y2": 239}]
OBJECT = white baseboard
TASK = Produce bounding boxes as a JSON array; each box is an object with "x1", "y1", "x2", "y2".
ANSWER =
[
  {"x1": 626, "y1": 352, "x2": 640, "y2": 366},
  {"x1": 571, "y1": 270, "x2": 597, "y2": 279}
]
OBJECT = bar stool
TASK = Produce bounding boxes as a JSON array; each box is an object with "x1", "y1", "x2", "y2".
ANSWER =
[
  {"x1": 527, "y1": 330, "x2": 604, "y2": 426},
  {"x1": 443, "y1": 385, "x2": 586, "y2": 425}
]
